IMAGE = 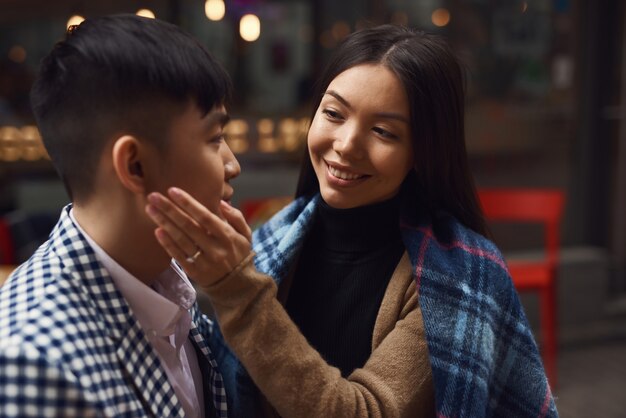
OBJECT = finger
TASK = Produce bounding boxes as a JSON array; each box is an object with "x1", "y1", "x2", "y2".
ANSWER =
[
  {"x1": 152, "y1": 189, "x2": 255, "y2": 282},
  {"x1": 148, "y1": 192, "x2": 220, "y2": 249},
  {"x1": 148, "y1": 193, "x2": 245, "y2": 271},
  {"x1": 146, "y1": 202, "x2": 200, "y2": 258},
  {"x1": 154, "y1": 228, "x2": 201, "y2": 274},
  {"x1": 155, "y1": 227, "x2": 237, "y2": 286},
  {"x1": 221, "y1": 201, "x2": 252, "y2": 242},
  {"x1": 167, "y1": 187, "x2": 232, "y2": 241}
]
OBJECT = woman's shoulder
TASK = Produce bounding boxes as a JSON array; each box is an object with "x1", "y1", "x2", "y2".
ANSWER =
[
  {"x1": 401, "y1": 211, "x2": 513, "y2": 297},
  {"x1": 431, "y1": 212, "x2": 501, "y2": 255},
  {"x1": 407, "y1": 213, "x2": 555, "y2": 417}
]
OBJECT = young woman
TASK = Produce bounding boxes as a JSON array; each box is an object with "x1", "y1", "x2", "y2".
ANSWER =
[{"x1": 146, "y1": 25, "x2": 558, "y2": 418}]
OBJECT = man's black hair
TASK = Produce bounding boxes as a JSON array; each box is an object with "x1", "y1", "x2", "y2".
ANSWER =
[{"x1": 30, "y1": 14, "x2": 232, "y2": 201}]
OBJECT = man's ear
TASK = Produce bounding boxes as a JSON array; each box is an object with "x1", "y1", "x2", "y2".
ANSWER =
[{"x1": 111, "y1": 135, "x2": 147, "y2": 194}]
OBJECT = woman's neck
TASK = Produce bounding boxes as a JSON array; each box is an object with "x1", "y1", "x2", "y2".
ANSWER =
[{"x1": 313, "y1": 196, "x2": 402, "y2": 252}]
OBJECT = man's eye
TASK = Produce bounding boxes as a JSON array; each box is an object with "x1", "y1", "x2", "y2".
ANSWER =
[{"x1": 210, "y1": 134, "x2": 225, "y2": 143}]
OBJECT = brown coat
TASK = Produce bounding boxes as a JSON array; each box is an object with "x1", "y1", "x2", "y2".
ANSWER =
[{"x1": 204, "y1": 251, "x2": 435, "y2": 418}]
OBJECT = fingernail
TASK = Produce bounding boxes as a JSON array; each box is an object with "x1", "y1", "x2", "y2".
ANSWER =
[
  {"x1": 147, "y1": 193, "x2": 159, "y2": 204},
  {"x1": 220, "y1": 200, "x2": 231, "y2": 209},
  {"x1": 169, "y1": 187, "x2": 182, "y2": 197}
]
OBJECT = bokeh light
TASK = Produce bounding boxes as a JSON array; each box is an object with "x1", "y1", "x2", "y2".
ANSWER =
[
  {"x1": 240, "y1": 14, "x2": 261, "y2": 42},
  {"x1": 205, "y1": 0, "x2": 226, "y2": 21}
]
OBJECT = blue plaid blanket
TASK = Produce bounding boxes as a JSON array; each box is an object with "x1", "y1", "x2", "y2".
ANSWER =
[{"x1": 212, "y1": 194, "x2": 558, "y2": 417}]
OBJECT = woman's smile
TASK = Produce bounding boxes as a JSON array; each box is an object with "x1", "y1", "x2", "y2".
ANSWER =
[{"x1": 325, "y1": 160, "x2": 369, "y2": 185}]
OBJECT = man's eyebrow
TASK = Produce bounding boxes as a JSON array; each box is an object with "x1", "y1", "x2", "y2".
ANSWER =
[
  {"x1": 324, "y1": 90, "x2": 409, "y2": 124},
  {"x1": 206, "y1": 111, "x2": 230, "y2": 128}
]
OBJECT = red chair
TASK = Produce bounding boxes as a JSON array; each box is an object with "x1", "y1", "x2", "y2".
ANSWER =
[
  {"x1": 0, "y1": 218, "x2": 16, "y2": 287},
  {"x1": 478, "y1": 189, "x2": 565, "y2": 388},
  {"x1": 240, "y1": 197, "x2": 292, "y2": 229},
  {"x1": 0, "y1": 218, "x2": 14, "y2": 265}
]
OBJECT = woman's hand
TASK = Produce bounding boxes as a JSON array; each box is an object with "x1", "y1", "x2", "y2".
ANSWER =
[{"x1": 145, "y1": 187, "x2": 252, "y2": 287}]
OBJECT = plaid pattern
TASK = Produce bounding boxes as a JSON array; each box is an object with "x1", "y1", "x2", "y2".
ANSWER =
[
  {"x1": 191, "y1": 309, "x2": 228, "y2": 417},
  {"x1": 212, "y1": 194, "x2": 558, "y2": 417},
  {"x1": 0, "y1": 205, "x2": 227, "y2": 418}
]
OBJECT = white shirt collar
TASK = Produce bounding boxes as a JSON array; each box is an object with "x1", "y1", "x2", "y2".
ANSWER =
[{"x1": 68, "y1": 208, "x2": 197, "y2": 337}]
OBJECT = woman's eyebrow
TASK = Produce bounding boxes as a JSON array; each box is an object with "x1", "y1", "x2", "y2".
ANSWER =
[
  {"x1": 324, "y1": 90, "x2": 352, "y2": 109},
  {"x1": 374, "y1": 112, "x2": 409, "y2": 124},
  {"x1": 324, "y1": 90, "x2": 409, "y2": 124}
]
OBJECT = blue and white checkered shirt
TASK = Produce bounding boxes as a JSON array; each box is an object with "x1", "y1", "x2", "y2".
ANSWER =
[{"x1": 0, "y1": 205, "x2": 228, "y2": 417}]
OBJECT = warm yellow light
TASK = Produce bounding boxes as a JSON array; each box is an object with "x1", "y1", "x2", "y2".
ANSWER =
[
  {"x1": 66, "y1": 15, "x2": 85, "y2": 30},
  {"x1": 331, "y1": 21, "x2": 350, "y2": 41},
  {"x1": 225, "y1": 119, "x2": 249, "y2": 136},
  {"x1": 21, "y1": 126, "x2": 44, "y2": 161},
  {"x1": 257, "y1": 118, "x2": 278, "y2": 153},
  {"x1": 0, "y1": 126, "x2": 21, "y2": 162},
  {"x1": 205, "y1": 0, "x2": 225, "y2": 21},
  {"x1": 257, "y1": 118, "x2": 274, "y2": 135},
  {"x1": 431, "y1": 8, "x2": 451, "y2": 27},
  {"x1": 8, "y1": 46, "x2": 26, "y2": 63},
  {"x1": 136, "y1": 9, "x2": 156, "y2": 19},
  {"x1": 278, "y1": 118, "x2": 301, "y2": 152},
  {"x1": 240, "y1": 14, "x2": 261, "y2": 42},
  {"x1": 223, "y1": 119, "x2": 249, "y2": 154}
]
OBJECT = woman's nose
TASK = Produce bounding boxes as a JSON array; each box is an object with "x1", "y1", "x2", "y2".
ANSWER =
[{"x1": 332, "y1": 125, "x2": 364, "y2": 159}]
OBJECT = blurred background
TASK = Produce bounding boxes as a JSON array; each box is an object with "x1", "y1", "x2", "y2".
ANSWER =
[{"x1": 0, "y1": 0, "x2": 625, "y2": 415}]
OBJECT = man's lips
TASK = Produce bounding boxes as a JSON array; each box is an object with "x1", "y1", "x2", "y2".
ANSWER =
[{"x1": 222, "y1": 190, "x2": 233, "y2": 203}]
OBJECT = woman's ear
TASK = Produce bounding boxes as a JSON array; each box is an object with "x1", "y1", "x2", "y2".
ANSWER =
[{"x1": 111, "y1": 135, "x2": 146, "y2": 194}]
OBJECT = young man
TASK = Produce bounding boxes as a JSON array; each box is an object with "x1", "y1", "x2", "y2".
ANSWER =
[{"x1": 0, "y1": 15, "x2": 239, "y2": 417}]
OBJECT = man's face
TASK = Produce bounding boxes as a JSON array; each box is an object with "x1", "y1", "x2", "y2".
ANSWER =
[{"x1": 150, "y1": 103, "x2": 240, "y2": 214}]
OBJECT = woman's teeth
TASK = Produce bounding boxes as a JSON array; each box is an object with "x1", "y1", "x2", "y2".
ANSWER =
[{"x1": 328, "y1": 165, "x2": 364, "y2": 180}]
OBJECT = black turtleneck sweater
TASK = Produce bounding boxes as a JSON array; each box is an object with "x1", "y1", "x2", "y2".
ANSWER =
[{"x1": 285, "y1": 197, "x2": 405, "y2": 377}]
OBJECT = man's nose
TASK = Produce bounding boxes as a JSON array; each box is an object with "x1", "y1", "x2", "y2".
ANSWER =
[{"x1": 223, "y1": 144, "x2": 241, "y2": 180}]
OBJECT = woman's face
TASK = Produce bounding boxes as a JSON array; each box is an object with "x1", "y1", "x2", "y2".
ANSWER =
[{"x1": 308, "y1": 64, "x2": 414, "y2": 209}]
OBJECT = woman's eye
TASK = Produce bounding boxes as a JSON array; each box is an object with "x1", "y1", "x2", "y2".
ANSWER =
[
  {"x1": 322, "y1": 109, "x2": 342, "y2": 120},
  {"x1": 373, "y1": 126, "x2": 398, "y2": 139}
]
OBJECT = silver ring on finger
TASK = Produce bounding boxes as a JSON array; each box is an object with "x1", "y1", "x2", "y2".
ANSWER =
[{"x1": 185, "y1": 248, "x2": 202, "y2": 264}]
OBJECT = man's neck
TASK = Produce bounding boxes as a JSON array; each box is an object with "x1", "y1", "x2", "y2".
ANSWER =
[{"x1": 72, "y1": 200, "x2": 171, "y2": 286}]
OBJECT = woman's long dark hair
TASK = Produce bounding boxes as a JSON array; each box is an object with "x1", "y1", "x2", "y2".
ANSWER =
[{"x1": 296, "y1": 24, "x2": 487, "y2": 236}]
